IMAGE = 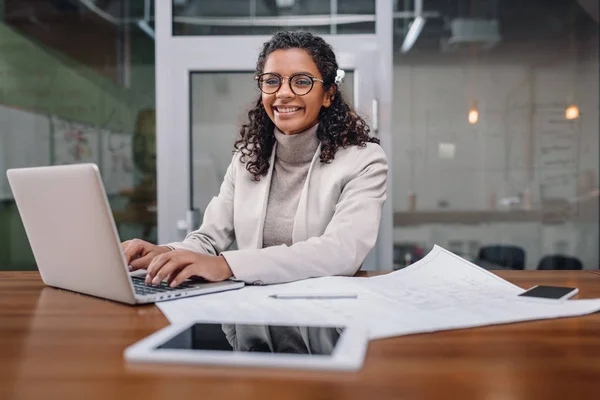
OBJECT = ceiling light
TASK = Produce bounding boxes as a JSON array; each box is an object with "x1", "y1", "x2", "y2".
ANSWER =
[
  {"x1": 275, "y1": 0, "x2": 295, "y2": 8},
  {"x1": 401, "y1": 16, "x2": 426, "y2": 53},
  {"x1": 565, "y1": 105, "x2": 579, "y2": 120},
  {"x1": 468, "y1": 103, "x2": 479, "y2": 124}
]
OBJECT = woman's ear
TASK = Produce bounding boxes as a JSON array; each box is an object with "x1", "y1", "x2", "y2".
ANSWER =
[{"x1": 322, "y1": 87, "x2": 336, "y2": 108}]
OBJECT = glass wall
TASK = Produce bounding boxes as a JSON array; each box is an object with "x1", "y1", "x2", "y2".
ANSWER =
[
  {"x1": 0, "y1": 1, "x2": 156, "y2": 270},
  {"x1": 3, "y1": 0, "x2": 597, "y2": 272},
  {"x1": 172, "y1": 0, "x2": 376, "y2": 35},
  {"x1": 392, "y1": 0, "x2": 599, "y2": 270}
]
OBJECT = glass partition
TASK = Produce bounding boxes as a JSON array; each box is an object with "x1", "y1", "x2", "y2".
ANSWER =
[
  {"x1": 391, "y1": 0, "x2": 599, "y2": 270},
  {"x1": 0, "y1": 1, "x2": 156, "y2": 270},
  {"x1": 172, "y1": 0, "x2": 376, "y2": 35}
]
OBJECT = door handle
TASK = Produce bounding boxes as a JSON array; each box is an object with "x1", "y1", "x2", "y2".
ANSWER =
[{"x1": 176, "y1": 208, "x2": 201, "y2": 235}]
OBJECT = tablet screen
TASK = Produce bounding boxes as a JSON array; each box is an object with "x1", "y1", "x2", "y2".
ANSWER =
[{"x1": 156, "y1": 323, "x2": 344, "y2": 355}]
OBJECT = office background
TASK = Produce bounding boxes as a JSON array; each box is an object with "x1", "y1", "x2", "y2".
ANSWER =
[{"x1": 0, "y1": 0, "x2": 598, "y2": 271}]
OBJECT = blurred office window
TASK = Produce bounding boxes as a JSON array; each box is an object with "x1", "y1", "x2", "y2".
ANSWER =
[
  {"x1": 392, "y1": 0, "x2": 599, "y2": 270},
  {"x1": 0, "y1": 0, "x2": 156, "y2": 270},
  {"x1": 172, "y1": 0, "x2": 376, "y2": 35}
]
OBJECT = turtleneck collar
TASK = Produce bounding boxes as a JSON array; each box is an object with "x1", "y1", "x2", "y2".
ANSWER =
[{"x1": 273, "y1": 123, "x2": 320, "y2": 164}]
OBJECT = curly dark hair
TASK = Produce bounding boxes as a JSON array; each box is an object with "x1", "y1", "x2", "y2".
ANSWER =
[{"x1": 234, "y1": 30, "x2": 380, "y2": 181}]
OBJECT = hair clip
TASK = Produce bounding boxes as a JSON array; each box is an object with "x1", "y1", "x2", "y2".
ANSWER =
[{"x1": 334, "y1": 69, "x2": 345, "y2": 85}]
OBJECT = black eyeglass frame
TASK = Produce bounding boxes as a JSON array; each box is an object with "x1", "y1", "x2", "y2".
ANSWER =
[{"x1": 254, "y1": 72, "x2": 325, "y2": 96}]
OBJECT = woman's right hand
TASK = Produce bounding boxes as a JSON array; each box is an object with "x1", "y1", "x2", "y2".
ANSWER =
[{"x1": 121, "y1": 239, "x2": 171, "y2": 271}]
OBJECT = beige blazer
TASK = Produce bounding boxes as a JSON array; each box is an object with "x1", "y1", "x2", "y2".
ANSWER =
[{"x1": 167, "y1": 142, "x2": 388, "y2": 285}]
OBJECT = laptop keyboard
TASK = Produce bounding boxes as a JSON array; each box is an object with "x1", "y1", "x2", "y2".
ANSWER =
[{"x1": 131, "y1": 276, "x2": 195, "y2": 296}]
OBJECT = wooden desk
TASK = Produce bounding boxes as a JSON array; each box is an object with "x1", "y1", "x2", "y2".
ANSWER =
[{"x1": 1, "y1": 271, "x2": 600, "y2": 399}]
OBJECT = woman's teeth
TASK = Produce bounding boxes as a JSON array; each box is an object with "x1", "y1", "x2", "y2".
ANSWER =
[{"x1": 275, "y1": 107, "x2": 300, "y2": 113}]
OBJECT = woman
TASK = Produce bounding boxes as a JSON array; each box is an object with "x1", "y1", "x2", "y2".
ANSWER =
[{"x1": 123, "y1": 31, "x2": 388, "y2": 287}]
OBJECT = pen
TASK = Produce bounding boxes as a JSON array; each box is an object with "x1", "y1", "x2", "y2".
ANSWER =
[{"x1": 268, "y1": 293, "x2": 358, "y2": 300}]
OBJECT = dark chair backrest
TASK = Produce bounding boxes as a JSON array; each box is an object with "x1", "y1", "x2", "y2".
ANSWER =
[
  {"x1": 537, "y1": 255, "x2": 583, "y2": 270},
  {"x1": 477, "y1": 245, "x2": 526, "y2": 270}
]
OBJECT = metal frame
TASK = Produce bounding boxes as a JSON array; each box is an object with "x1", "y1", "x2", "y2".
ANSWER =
[{"x1": 155, "y1": 0, "x2": 394, "y2": 270}]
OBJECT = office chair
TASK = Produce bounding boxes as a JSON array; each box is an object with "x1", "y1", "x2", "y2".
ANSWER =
[
  {"x1": 477, "y1": 245, "x2": 526, "y2": 270},
  {"x1": 393, "y1": 243, "x2": 425, "y2": 269},
  {"x1": 537, "y1": 255, "x2": 583, "y2": 270}
]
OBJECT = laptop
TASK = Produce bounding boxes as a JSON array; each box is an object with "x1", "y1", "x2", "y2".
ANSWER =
[{"x1": 6, "y1": 163, "x2": 244, "y2": 305}]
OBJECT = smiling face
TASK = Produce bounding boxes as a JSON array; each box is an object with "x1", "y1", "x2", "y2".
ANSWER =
[{"x1": 261, "y1": 48, "x2": 332, "y2": 135}]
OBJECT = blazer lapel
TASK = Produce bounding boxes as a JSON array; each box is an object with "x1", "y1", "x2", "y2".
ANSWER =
[
  {"x1": 251, "y1": 143, "x2": 276, "y2": 249},
  {"x1": 292, "y1": 143, "x2": 322, "y2": 243}
]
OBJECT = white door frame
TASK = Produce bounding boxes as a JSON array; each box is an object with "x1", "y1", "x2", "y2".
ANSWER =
[{"x1": 155, "y1": 0, "x2": 394, "y2": 270}]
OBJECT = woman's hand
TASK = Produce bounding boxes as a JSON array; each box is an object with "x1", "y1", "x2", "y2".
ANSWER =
[
  {"x1": 121, "y1": 239, "x2": 171, "y2": 271},
  {"x1": 145, "y1": 250, "x2": 234, "y2": 287}
]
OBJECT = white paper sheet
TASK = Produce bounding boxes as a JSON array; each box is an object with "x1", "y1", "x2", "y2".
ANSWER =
[{"x1": 156, "y1": 246, "x2": 600, "y2": 340}]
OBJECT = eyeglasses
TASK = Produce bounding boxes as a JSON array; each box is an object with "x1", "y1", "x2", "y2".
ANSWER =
[{"x1": 255, "y1": 73, "x2": 324, "y2": 96}]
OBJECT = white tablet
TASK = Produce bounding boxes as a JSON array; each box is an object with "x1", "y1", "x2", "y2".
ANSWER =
[{"x1": 124, "y1": 321, "x2": 368, "y2": 371}]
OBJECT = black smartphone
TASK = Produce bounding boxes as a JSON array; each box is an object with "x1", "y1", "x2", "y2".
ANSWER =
[{"x1": 518, "y1": 285, "x2": 578, "y2": 300}]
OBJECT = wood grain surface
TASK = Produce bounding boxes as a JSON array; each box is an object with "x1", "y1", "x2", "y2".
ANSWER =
[{"x1": 1, "y1": 271, "x2": 599, "y2": 400}]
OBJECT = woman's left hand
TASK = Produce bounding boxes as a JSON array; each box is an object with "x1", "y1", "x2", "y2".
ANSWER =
[{"x1": 145, "y1": 250, "x2": 233, "y2": 287}]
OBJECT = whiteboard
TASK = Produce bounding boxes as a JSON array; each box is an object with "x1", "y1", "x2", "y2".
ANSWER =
[
  {"x1": 51, "y1": 116, "x2": 101, "y2": 166},
  {"x1": 0, "y1": 105, "x2": 51, "y2": 200},
  {"x1": 535, "y1": 109, "x2": 580, "y2": 201},
  {"x1": 52, "y1": 116, "x2": 135, "y2": 195},
  {"x1": 101, "y1": 130, "x2": 134, "y2": 195},
  {"x1": 1, "y1": 110, "x2": 135, "y2": 199}
]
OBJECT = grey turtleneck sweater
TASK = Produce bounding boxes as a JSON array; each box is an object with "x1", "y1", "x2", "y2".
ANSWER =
[{"x1": 262, "y1": 123, "x2": 320, "y2": 248}]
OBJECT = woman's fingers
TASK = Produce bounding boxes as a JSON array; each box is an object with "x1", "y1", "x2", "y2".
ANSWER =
[
  {"x1": 129, "y1": 252, "x2": 155, "y2": 271},
  {"x1": 151, "y1": 259, "x2": 185, "y2": 285},
  {"x1": 147, "y1": 252, "x2": 187, "y2": 284},
  {"x1": 169, "y1": 266, "x2": 198, "y2": 288},
  {"x1": 146, "y1": 252, "x2": 168, "y2": 284},
  {"x1": 145, "y1": 250, "x2": 212, "y2": 287},
  {"x1": 122, "y1": 239, "x2": 145, "y2": 264}
]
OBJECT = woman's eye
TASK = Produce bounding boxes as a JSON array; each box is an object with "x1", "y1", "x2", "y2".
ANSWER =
[
  {"x1": 264, "y1": 79, "x2": 280, "y2": 86},
  {"x1": 294, "y1": 78, "x2": 311, "y2": 87}
]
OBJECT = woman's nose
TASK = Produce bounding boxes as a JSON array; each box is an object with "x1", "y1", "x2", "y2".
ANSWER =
[{"x1": 276, "y1": 79, "x2": 294, "y2": 99}]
